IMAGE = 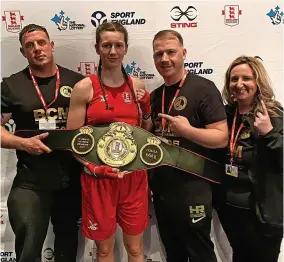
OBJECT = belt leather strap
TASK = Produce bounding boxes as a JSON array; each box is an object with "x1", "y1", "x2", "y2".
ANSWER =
[{"x1": 15, "y1": 122, "x2": 222, "y2": 183}]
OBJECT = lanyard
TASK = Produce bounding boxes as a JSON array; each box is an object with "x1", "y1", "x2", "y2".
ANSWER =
[
  {"x1": 29, "y1": 66, "x2": 60, "y2": 111},
  {"x1": 161, "y1": 71, "x2": 187, "y2": 134},
  {"x1": 229, "y1": 108, "x2": 244, "y2": 163}
]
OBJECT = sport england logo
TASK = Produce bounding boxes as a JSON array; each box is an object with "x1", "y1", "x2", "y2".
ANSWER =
[
  {"x1": 125, "y1": 61, "x2": 155, "y2": 80},
  {"x1": 4, "y1": 118, "x2": 16, "y2": 134},
  {"x1": 77, "y1": 62, "x2": 97, "y2": 76},
  {"x1": 266, "y1": 6, "x2": 284, "y2": 25},
  {"x1": 184, "y1": 61, "x2": 213, "y2": 75},
  {"x1": 222, "y1": 5, "x2": 242, "y2": 27},
  {"x1": 91, "y1": 11, "x2": 107, "y2": 27},
  {"x1": 91, "y1": 11, "x2": 146, "y2": 27},
  {"x1": 2, "y1": 10, "x2": 24, "y2": 33},
  {"x1": 51, "y1": 10, "x2": 85, "y2": 31},
  {"x1": 170, "y1": 6, "x2": 197, "y2": 28}
]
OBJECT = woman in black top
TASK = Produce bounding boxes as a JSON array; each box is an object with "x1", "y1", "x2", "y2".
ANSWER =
[{"x1": 215, "y1": 56, "x2": 283, "y2": 262}]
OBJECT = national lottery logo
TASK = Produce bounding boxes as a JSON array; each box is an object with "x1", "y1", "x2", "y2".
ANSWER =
[
  {"x1": 184, "y1": 61, "x2": 213, "y2": 75},
  {"x1": 125, "y1": 61, "x2": 155, "y2": 80},
  {"x1": 170, "y1": 6, "x2": 197, "y2": 28},
  {"x1": 51, "y1": 10, "x2": 85, "y2": 31},
  {"x1": 91, "y1": 10, "x2": 146, "y2": 27},
  {"x1": 266, "y1": 6, "x2": 284, "y2": 25}
]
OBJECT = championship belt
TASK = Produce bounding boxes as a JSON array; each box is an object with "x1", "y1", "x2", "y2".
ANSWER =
[{"x1": 15, "y1": 122, "x2": 222, "y2": 183}]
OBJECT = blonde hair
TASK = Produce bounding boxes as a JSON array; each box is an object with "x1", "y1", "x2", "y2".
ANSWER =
[{"x1": 222, "y1": 56, "x2": 281, "y2": 117}]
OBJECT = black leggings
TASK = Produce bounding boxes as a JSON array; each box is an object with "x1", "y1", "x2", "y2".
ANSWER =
[
  {"x1": 216, "y1": 203, "x2": 282, "y2": 262},
  {"x1": 7, "y1": 184, "x2": 81, "y2": 262}
]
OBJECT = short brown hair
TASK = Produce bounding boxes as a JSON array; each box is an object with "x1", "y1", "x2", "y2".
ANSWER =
[
  {"x1": 152, "y1": 30, "x2": 183, "y2": 46},
  {"x1": 19, "y1": 24, "x2": 50, "y2": 45}
]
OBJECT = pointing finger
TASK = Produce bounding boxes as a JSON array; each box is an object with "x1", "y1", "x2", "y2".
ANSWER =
[
  {"x1": 260, "y1": 100, "x2": 268, "y2": 116},
  {"x1": 158, "y1": 113, "x2": 175, "y2": 122}
]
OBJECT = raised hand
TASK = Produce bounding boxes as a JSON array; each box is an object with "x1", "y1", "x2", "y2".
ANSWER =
[{"x1": 254, "y1": 100, "x2": 273, "y2": 135}]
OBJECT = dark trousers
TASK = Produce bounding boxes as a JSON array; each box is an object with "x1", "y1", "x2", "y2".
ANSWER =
[
  {"x1": 152, "y1": 179, "x2": 217, "y2": 262},
  {"x1": 216, "y1": 203, "x2": 282, "y2": 262},
  {"x1": 7, "y1": 184, "x2": 81, "y2": 262}
]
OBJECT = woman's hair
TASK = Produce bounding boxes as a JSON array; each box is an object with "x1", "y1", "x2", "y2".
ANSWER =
[
  {"x1": 222, "y1": 55, "x2": 281, "y2": 117},
  {"x1": 95, "y1": 21, "x2": 139, "y2": 116},
  {"x1": 95, "y1": 21, "x2": 128, "y2": 47}
]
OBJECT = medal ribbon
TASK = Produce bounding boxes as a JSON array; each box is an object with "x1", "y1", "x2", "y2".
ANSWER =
[
  {"x1": 29, "y1": 65, "x2": 60, "y2": 111},
  {"x1": 229, "y1": 108, "x2": 244, "y2": 164},
  {"x1": 161, "y1": 71, "x2": 187, "y2": 134}
]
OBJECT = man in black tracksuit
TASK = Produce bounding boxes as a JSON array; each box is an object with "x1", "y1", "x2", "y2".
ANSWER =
[
  {"x1": 1, "y1": 24, "x2": 84, "y2": 262},
  {"x1": 149, "y1": 30, "x2": 228, "y2": 262}
]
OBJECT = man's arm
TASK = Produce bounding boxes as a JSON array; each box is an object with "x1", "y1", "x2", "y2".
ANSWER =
[
  {"x1": 1, "y1": 81, "x2": 50, "y2": 154},
  {"x1": 184, "y1": 119, "x2": 228, "y2": 148},
  {"x1": 158, "y1": 114, "x2": 228, "y2": 149}
]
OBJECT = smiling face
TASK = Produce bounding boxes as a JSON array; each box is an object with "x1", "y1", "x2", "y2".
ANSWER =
[
  {"x1": 20, "y1": 30, "x2": 54, "y2": 68},
  {"x1": 153, "y1": 36, "x2": 186, "y2": 85},
  {"x1": 96, "y1": 31, "x2": 127, "y2": 69},
  {"x1": 229, "y1": 63, "x2": 258, "y2": 105}
]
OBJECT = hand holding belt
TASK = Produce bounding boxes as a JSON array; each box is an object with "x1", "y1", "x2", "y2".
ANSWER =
[{"x1": 15, "y1": 122, "x2": 222, "y2": 184}]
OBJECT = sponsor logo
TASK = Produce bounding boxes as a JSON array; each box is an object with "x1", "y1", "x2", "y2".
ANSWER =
[
  {"x1": 122, "y1": 92, "x2": 132, "y2": 104},
  {"x1": 0, "y1": 251, "x2": 16, "y2": 262},
  {"x1": 88, "y1": 220, "x2": 98, "y2": 230},
  {"x1": 4, "y1": 119, "x2": 16, "y2": 134},
  {"x1": 189, "y1": 205, "x2": 206, "y2": 224},
  {"x1": 77, "y1": 62, "x2": 97, "y2": 76},
  {"x1": 91, "y1": 11, "x2": 107, "y2": 27},
  {"x1": 60, "y1": 86, "x2": 72, "y2": 98},
  {"x1": 51, "y1": 10, "x2": 85, "y2": 31},
  {"x1": 170, "y1": 6, "x2": 197, "y2": 28},
  {"x1": 174, "y1": 96, "x2": 187, "y2": 111},
  {"x1": 266, "y1": 5, "x2": 284, "y2": 25},
  {"x1": 222, "y1": 5, "x2": 242, "y2": 27},
  {"x1": 184, "y1": 61, "x2": 213, "y2": 75},
  {"x1": 125, "y1": 61, "x2": 155, "y2": 80},
  {"x1": 91, "y1": 11, "x2": 146, "y2": 27},
  {"x1": 33, "y1": 107, "x2": 68, "y2": 126},
  {"x1": 43, "y1": 248, "x2": 54, "y2": 261},
  {"x1": 2, "y1": 10, "x2": 24, "y2": 33}
]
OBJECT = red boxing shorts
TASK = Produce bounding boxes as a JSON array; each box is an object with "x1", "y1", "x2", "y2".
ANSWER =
[{"x1": 81, "y1": 169, "x2": 148, "y2": 241}]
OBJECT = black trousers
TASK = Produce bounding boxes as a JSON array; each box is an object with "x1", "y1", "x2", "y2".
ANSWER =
[
  {"x1": 7, "y1": 183, "x2": 81, "y2": 262},
  {"x1": 216, "y1": 203, "x2": 282, "y2": 262},
  {"x1": 152, "y1": 179, "x2": 217, "y2": 262}
]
